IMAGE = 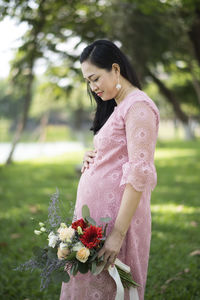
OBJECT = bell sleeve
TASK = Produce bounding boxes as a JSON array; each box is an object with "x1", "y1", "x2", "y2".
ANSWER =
[{"x1": 119, "y1": 100, "x2": 159, "y2": 192}]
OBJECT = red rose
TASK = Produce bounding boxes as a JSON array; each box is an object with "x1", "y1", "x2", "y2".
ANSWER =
[
  {"x1": 80, "y1": 225, "x2": 103, "y2": 249},
  {"x1": 72, "y1": 218, "x2": 88, "y2": 231}
]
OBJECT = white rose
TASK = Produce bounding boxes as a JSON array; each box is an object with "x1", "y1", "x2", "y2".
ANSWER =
[
  {"x1": 58, "y1": 226, "x2": 75, "y2": 242},
  {"x1": 48, "y1": 231, "x2": 59, "y2": 248},
  {"x1": 72, "y1": 241, "x2": 84, "y2": 252},
  {"x1": 40, "y1": 227, "x2": 46, "y2": 232},
  {"x1": 39, "y1": 222, "x2": 45, "y2": 227},
  {"x1": 60, "y1": 242, "x2": 68, "y2": 250},
  {"x1": 57, "y1": 223, "x2": 67, "y2": 233}
]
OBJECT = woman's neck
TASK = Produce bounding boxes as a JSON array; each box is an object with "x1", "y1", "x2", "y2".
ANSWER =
[{"x1": 114, "y1": 77, "x2": 138, "y2": 106}]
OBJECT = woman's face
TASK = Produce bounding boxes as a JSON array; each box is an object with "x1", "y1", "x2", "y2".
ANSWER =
[{"x1": 81, "y1": 60, "x2": 119, "y2": 100}]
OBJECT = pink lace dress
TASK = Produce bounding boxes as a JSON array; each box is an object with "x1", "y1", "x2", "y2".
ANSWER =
[{"x1": 60, "y1": 89, "x2": 160, "y2": 300}]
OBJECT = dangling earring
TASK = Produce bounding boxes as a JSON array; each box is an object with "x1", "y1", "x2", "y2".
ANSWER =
[{"x1": 116, "y1": 77, "x2": 121, "y2": 90}]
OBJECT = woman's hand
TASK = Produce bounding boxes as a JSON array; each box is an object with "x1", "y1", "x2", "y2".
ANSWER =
[
  {"x1": 97, "y1": 227, "x2": 125, "y2": 271},
  {"x1": 81, "y1": 149, "x2": 97, "y2": 173}
]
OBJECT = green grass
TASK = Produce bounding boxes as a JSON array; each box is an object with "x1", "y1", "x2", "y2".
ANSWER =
[
  {"x1": 0, "y1": 123, "x2": 75, "y2": 143},
  {"x1": 0, "y1": 140, "x2": 200, "y2": 299}
]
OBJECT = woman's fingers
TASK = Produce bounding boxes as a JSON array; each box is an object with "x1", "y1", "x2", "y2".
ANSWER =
[
  {"x1": 104, "y1": 253, "x2": 116, "y2": 270},
  {"x1": 84, "y1": 150, "x2": 97, "y2": 164},
  {"x1": 81, "y1": 149, "x2": 97, "y2": 173}
]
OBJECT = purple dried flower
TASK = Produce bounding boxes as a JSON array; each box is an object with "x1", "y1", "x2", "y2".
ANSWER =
[{"x1": 47, "y1": 188, "x2": 62, "y2": 228}]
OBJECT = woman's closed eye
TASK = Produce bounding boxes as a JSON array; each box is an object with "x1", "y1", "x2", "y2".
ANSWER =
[{"x1": 87, "y1": 78, "x2": 99, "y2": 86}]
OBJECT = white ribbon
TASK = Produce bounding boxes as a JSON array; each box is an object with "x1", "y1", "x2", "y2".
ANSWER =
[
  {"x1": 108, "y1": 265, "x2": 124, "y2": 300},
  {"x1": 93, "y1": 258, "x2": 139, "y2": 299},
  {"x1": 108, "y1": 260, "x2": 139, "y2": 300}
]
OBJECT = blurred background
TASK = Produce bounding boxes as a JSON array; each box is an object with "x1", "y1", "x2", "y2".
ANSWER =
[{"x1": 0, "y1": 0, "x2": 199, "y2": 299}]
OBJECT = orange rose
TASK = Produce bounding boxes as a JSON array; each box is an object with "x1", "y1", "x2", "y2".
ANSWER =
[
  {"x1": 57, "y1": 246, "x2": 70, "y2": 260},
  {"x1": 76, "y1": 247, "x2": 90, "y2": 263}
]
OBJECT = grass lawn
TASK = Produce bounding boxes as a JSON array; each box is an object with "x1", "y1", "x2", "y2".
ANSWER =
[{"x1": 0, "y1": 140, "x2": 199, "y2": 299}]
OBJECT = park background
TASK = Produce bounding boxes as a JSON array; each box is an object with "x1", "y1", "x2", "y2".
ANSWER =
[{"x1": 0, "y1": 0, "x2": 199, "y2": 299}]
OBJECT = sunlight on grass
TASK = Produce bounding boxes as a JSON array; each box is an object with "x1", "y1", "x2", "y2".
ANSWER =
[
  {"x1": 151, "y1": 204, "x2": 199, "y2": 214},
  {"x1": 155, "y1": 148, "x2": 197, "y2": 160},
  {"x1": 0, "y1": 203, "x2": 46, "y2": 220},
  {"x1": 30, "y1": 150, "x2": 85, "y2": 164}
]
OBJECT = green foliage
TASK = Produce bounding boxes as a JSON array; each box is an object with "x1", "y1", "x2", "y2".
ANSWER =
[
  {"x1": 82, "y1": 204, "x2": 90, "y2": 220},
  {"x1": 1, "y1": 0, "x2": 200, "y2": 132},
  {"x1": 116, "y1": 266, "x2": 141, "y2": 288},
  {"x1": 91, "y1": 260, "x2": 97, "y2": 273},
  {"x1": 100, "y1": 217, "x2": 112, "y2": 223},
  {"x1": 52, "y1": 270, "x2": 70, "y2": 284},
  {"x1": 85, "y1": 216, "x2": 96, "y2": 226},
  {"x1": 77, "y1": 261, "x2": 89, "y2": 274},
  {"x1": 70, "y1": 261, "x2": 79, "y2": 276},
  {"x1": 66, "y1": 251, "x2": 76, "y2": 261}
]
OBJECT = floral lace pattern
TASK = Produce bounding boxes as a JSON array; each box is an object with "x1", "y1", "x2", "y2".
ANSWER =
[
  {"x1": 60, "y1": 89, "x2": 160, "y2": 300},
  {"x1": 119, "y1": 101, "x2": 158, "y2": 192}
]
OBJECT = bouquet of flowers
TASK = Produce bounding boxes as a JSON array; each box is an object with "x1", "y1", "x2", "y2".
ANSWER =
[{"x1": 15, "y1": 189, "x2": 140, "y2": 295}]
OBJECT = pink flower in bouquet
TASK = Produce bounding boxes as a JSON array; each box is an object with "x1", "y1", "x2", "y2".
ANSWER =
[{"x1": 80, "y1": 225, "x2": 103, "y2": 249}]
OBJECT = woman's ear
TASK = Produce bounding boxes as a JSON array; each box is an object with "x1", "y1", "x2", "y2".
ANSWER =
[{"x1": 112, "y1": 63, "x2": 120, "y2": 75}]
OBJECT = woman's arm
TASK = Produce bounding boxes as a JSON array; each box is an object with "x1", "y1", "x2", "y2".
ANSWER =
[
  {"x1": 97, "y1": 183, "x2": 142, "y2": 270},
  {"x1": 113, "y1": 183, "x2": 142, "y2": 238}
]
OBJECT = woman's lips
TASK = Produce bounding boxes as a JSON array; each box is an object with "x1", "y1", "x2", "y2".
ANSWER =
[{"x1": 97, "y1": 92, "x2": 103, "y2": 97}]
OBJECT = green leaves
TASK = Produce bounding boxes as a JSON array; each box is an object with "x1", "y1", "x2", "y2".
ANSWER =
[
  {"x1": 32, "y1": 246, "x2": 44, "y2": 258},
  {"x1": 77, "y1": 261, "x2": 89, "y2": 274},
  {"x1": 116, "y1": 266, "x2": 141, "y2": 288},
  {"x1": 91, "y1": 261, "x2": 97, "y2": 274},
  {"x1": 91, "y1": 261, "x2": 105, "y2": 275},
  {"x1": 89, "y1": 251, "x2": 99, "y2": 262},
  {"x1": 52, "y1": 270, "x2": 70, "y2": 284},
  {"x1": 47, "y1": 247, "x2": 57, "y2": 260},
  {"x1": 82, "y1": 205, "x2": 98, "y2": 226},
  {"x1": 32, "y1": 246, "x2": 47, "y2": 268},
  {"x1": 85, "y1": 216, "x2": 96, "y2": 226},
  {"x1": 82, "y1": 205, "x2": 90, "y2": 221},
  {"x1": 99, "y1": 217, "x2": 111, "y2": 236},
  {"x1": 100, "y1": 217, "x2": 112, "y2": 223},
  {"x1": 66, "y1": 251, "x2": 76, "y2": 261},
  {"x1": 70, "y1": 262, "x2": 79, "y2": 276}
]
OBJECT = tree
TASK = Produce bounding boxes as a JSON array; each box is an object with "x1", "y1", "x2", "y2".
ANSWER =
[
  {"x1": 0, "y1": 0, "x2": 105, "y2": 163},
  {"x1": 100, "y1": 0, "x2": 200, "y2": 139}
]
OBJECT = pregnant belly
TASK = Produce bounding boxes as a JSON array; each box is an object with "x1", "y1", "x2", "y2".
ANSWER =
[{"x1": 73, "y1": 166, "x2": 124, "y2": 230}]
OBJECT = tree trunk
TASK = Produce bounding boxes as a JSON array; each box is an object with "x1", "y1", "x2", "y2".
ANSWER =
[
  {"x1": 189, "y1": 64, "x2": 200, "y2": 107},
  {"x1": 6, "y1": 72, "x2": 34, "y2": 164},
  {"x1": 147, "y1": 69, "x2": 195, "y2": 140},
  {"x1": 5, "y1": 0, "x2": 47, "y2": 164},
  {"x1": 38, "y1": 111, "x2": 49, "y2": 142}
]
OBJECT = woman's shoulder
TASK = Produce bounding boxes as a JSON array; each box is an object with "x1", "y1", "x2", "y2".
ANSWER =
[{"x1": 118, "y1": 88, "x2": 160, "y2": 125}]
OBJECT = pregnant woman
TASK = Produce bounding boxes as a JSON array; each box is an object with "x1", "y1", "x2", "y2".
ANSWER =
[{"x1": 60, "y1": 39, "x2": 160, "y2": 300}]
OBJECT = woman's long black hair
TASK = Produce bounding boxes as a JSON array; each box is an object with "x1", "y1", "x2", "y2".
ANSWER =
[{"x1": 80, "y1": 40, "x2": 141, "y2": 135}]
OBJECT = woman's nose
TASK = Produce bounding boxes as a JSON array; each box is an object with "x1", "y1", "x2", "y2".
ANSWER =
[{"x1": 90, "y1": 82, "x2": 98, "y2": 92}]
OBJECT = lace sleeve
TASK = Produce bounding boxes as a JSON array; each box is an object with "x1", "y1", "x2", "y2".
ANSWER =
[{"x1": 119, "y1": 100, "x2": 159, "y2": 192}]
